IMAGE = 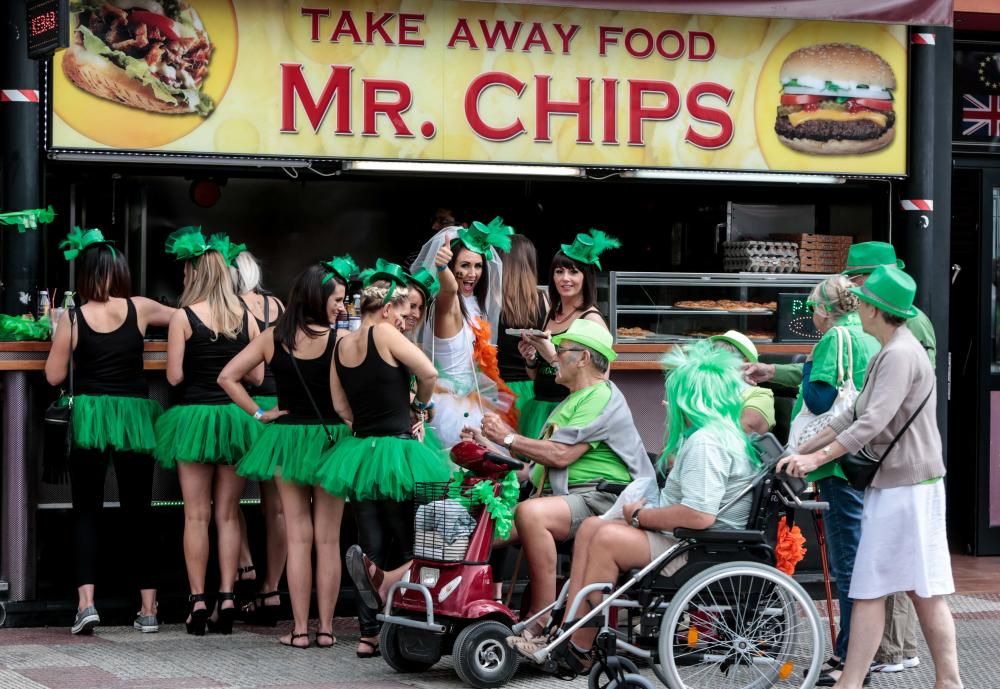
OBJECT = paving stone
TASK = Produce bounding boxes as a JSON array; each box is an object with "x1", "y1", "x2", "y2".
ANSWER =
[
  {"x1": 0, "y1": 669, "x2": 49, "y2": 689},
  {"x1": 0, "y1": 646, "x2": 91, "y2": 670}
]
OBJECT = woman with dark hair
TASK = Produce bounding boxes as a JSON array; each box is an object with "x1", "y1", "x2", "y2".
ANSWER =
[
  {"x1": 155, "y1": 227, "x2": 263, "y2": 636},
  {"x1": 219, "y1": 256, "x2": 355, "y2": 649},
  {"x1": 410, "y1": 218, "x2": 516, "y2": 448},
  {"x1": 518, "y1": 231, "x2": 618, "y2": 439},
  {"x1": 498, "y1": 234, "x2": 547, "y2": 417},
  {"x1": 315, "y1": 260, "x2": 450, "y2": 658},
  {"x1": 45, "y1": 227, "x2": 175, "y2": 635}
]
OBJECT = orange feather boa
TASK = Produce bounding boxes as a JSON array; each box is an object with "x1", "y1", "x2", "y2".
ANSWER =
[
  {"x1": 775, "y1": 516, "x2": 807, "y2": 576},
  {"x1": 471, "y1": 319, "x2": 519, "y2": 429}
]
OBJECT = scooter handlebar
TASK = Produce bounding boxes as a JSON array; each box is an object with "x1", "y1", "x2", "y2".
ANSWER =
[{"x1": 484, "y1": 451, "x2": 524, "y2": 471}]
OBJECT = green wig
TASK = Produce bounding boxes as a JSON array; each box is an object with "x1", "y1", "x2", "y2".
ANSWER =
[{"x1": 661, "y1": 340, "x2": 757, "y2": 466}]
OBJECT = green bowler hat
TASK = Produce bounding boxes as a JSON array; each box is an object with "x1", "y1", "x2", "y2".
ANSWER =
[
  {"x1": 849, "y1": 265, "x2": 918, "y2": 319},
  {"x1": 843, "y1": 241, "x2": 905, "y2": 276},
  {"x1": 360, "y1": 258, "x2": 409, "y2": 288},
  {"x1": 709, "y1": 330, "x2": 759, "y2": 364},
  {"x1": 552, "y1": 319, "x2": 617, "y2": 362},
  {"x1": 560, "y1": 229, "x2": 621, "y2": 270},
  {"x1": 406, "y1": 267, "x2": 440, "y2": 303},
  {"x1": 455, "y1": 216, "x2": 514, "y2": 256}
]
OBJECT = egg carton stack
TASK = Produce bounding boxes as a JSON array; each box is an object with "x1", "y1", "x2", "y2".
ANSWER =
[
  {"x1": 723, "y1": 240, "x2": 800, "y2": 273},
  {"x1": 774, "y1": 234, "x2": 853, "y2": 273}
]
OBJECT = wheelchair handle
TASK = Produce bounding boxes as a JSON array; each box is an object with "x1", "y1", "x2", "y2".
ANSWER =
[
  {"x1": 484, "y1": 451, "x2": 524, "y2": 471},
  {"x1": 796, "y1": 500, "x2": 830, "y2": 511}
]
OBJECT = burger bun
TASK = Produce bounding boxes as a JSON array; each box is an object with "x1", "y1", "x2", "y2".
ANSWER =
[
  {"x1": 62, "y1": 44, "x2": 194, "y2": 115},
  {"x1": 778, "y1": 127, "x2": 895, "y2": 155},
  {"x1": 780, "y1": 43, "x2": 896, "y2": 91}
]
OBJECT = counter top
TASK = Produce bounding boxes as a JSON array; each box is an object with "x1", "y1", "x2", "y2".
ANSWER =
[{"x1": 611, "y1": 342, "x2": 812, "y2": 370}]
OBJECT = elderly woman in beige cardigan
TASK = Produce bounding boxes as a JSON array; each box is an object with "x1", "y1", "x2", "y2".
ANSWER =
[{"x1": 778, "y1": 265, "x2": 962, "y2": 689}]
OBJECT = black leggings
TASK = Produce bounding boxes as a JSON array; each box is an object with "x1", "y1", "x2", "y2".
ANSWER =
[
  {"x1": 69, "y1": 448, "x2": 157, "y2": 590},
  {"x1": 352, "y1": 499, "x2": 414, "y2": 637}
]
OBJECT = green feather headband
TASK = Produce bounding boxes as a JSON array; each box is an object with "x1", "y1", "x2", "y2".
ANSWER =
[
  {"x1": 165, "y1": 226, "x2": 210, "y2": 261},
  {"x1": 360, "y1": 258, "x2": 408, "y2": 305},
  {"x1": 560, "y1": 229, "x2": 621, "y2": 270},
  {"x1": 207, "y1": 233, "x2": 243, "y2": 266},
  {"x1": 60, "y1": 226, "x2": 116, "y2": 261},
  {"x1": 0, "y1": 206, "x2": 56, "y2": 233},
  {"x1": 323, "y1": 254, "x2": 360, "y2": 284}
]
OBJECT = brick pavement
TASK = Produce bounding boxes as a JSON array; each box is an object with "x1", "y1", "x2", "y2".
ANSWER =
[{"x1": 1, "y1": 593, "x2": 998, "y2": 689}]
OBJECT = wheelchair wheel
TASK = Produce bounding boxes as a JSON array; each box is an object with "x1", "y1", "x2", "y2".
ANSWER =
[
  {"x1": 452, "y1": 620, "x2": 520, "y2": 688},
  {"x1": 656, "y1": 562, "x2": 822, "y2": 689},
  {"x1": 588, "y1": 657, "x2": 641, "y2": 689}
]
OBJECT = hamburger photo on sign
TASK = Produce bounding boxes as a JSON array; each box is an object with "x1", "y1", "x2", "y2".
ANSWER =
[
  {"x1": 775, "y1": 43, "x2": 896, "y2": 155},
  {"x1": 63, "y1": 0, "x2": 215, "y2": 116}
]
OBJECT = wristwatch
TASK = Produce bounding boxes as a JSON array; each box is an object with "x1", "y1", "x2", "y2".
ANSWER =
[
  {"x1": 630, "y1": 508, "x2": 643, "y2": 529},
  {"x1": 503, "y1": 433, "x2": 516, "y2": 450}
]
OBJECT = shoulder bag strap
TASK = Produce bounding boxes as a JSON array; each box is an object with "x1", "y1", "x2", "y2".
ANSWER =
[
  {"x1": 286, "y1": 339, "x2": 336, "y2": 445},
  {"x1": 263, "y1": 294, "x2": 270, "y2": 328},
  {"x1": 871, "y1": 381, "x2": 934, "y2": 463},
  {"x1": 68, "y1": 300, "x2": 76, "y2": 404}
]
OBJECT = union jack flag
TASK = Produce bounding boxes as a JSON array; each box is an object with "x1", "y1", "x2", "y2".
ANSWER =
[{"x1": 962, "y1": 94, "x2": 1000, "y2": 137}]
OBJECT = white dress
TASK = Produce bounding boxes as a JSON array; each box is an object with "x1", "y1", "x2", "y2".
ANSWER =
[
  {"x1": 430, "y1": 322, "x2": 484, "y2": 449},
  {"x1": 849, "y1": 480, "x2": 954, "y2": 599}
]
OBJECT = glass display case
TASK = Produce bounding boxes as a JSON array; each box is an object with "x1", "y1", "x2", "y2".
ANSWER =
[{"x1": 609, "y1": 272, "x2": 832, "y2": 344}]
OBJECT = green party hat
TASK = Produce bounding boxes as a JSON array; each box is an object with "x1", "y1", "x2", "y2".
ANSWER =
[
  {"x1": 406, "y1": 267, "x2": 440, "y2": 302},
  {"x1": 165, "y1": 226, "x2": 210, "y2": 261},
  {"x1": 561, "y1": 229, "x2": 621, "y2": 270},
  {"x1": 206, "y1": 233, "x2": 242, "y2": 266},
  {"x1": 59, "y1": 226, "x2": 115, "y2": 261},
  {"x1": 323, "y1": 254, "x2": 360, "y2": 284},
  {"x1": 456, "y1": 216, "x2": 514, "y2": 256}
]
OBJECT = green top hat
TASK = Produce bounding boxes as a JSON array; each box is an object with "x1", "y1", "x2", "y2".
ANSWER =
[
  {"x1": 552, "y1": 319, "x2": 617, "y2": 362},
  {"x1": 59, "y1": 226, "x2": 115, "y2": 261},
  {"x1": 560, "y1": 229, "x2": 621, "y2": 270},
  {"x1": 709, "y1": 330, "x2": 759, "y2": 364},
  {"x1": 843, "y1": 241, "x2": 905, "y2": 276},
  {"x1": 849, "y1": 265, "x2": 918, "y2": 319},
  {"x1": 360, "y1": 258, "x2": 409, "y2": 288},
  {"x1": 406, "y1": 267, "x2": 440, "y2": 303},
  {"x1": 455, "y1": 216, "x2": 513, "y2": 256},
  {"x1": 322, "y1": 254, "x2": 360, "y2": 285},
  {"x1": 0, "y1": 205, "x2": 56, "y2": 233}
]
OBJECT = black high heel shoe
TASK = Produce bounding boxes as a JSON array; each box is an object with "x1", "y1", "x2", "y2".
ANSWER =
[
  {"x1": 186, "y1": 594, "x2": 209, "y2": 636},
  {"x1": 241, "y1": 591, "x2": 281, "y2": 627},
  {"x1": 207, "y1": 592, "x2": 236, "y2": 635}
]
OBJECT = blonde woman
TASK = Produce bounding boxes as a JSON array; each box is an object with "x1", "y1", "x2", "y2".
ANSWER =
[{"x1": 155, "y1": 227, "x2": 263, "y2": 636}]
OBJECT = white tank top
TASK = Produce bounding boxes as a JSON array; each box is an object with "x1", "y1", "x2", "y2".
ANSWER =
[{"x1": 433, "y1": 321, "x2": 475, "y2": 390}]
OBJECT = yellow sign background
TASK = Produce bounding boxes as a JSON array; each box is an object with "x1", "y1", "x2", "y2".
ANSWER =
[{"x1": 51, "y1": 0, "x2": 908, "y2": 175}]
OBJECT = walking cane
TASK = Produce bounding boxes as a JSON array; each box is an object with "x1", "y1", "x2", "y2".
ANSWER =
[
  {"x1": 503, "y1": 466, "x2": 546, "y2": 609},
  {"x1": 812, "y1": 486, "x2": 838, "y2": 650}
]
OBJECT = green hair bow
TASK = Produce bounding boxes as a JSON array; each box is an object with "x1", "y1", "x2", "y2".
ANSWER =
[
  {"x1": 323, "y1": 254, "x2": 360, "y2": 284},
  {"x1": 59, "y1": 226, "x2": 115, "y2": 261},
  {"x1": 165, "y1": 226, "x2": 210, "y2": 261},
  {"x1": 0, "y1": 206, "x2": 56, "y2": 233},
  {"x1": 560, "y1": 229, "x2": 621, "y2": 270},
  {"x1": 207, "y1": 233, "x2": 242, "y2": 266}
]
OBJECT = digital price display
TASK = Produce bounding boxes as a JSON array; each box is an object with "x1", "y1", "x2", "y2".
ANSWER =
[
  {"x1": 776, "y1": 293, "x2": 821, "y2": 342},
  {"x1": 26, "y1": 0, "x2": 68, "y2": 60}
]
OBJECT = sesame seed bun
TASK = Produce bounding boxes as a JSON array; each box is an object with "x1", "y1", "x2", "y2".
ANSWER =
[
  {"x1": 778, "y1": 127, "x2": 896, "y2": 155},
  {"x1": 780, "y1": 43, "x2": 896, "y2": 90}
]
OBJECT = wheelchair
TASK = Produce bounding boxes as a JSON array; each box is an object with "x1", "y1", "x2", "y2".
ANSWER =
[{"x1": 511, "y1": 433, "x2": 829, "y2": 689}]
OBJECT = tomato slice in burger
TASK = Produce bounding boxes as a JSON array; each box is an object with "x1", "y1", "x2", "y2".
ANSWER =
[
  {"x1": 849, "y1": 98, "x2": 893, "y2": 112},
  {"x1": 131, "y1": 9, "x2": 181, "y2": 41},
  {"x1": 780, "y1": 94, "x2": 825, "y2": 105}
]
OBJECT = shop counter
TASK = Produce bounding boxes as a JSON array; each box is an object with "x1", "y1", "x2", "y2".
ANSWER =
[
  {"x1": 611, "y1": 342, "x2": 814, "y2": 370},
  {"x1": 0, "y1": 340, "x2": 167, "y2": 370}
]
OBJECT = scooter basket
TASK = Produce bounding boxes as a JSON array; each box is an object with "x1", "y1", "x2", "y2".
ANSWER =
[{"x1": 413, "y1": 482, "x2": 481, "y2": 563}]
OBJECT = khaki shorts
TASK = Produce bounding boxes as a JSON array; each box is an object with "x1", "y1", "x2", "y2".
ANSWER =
[
  {"x1": 646, "y1": 531, "x2": 689, "y2": 577},
  {"x1": 561, "y1": 486, "x2": 618, "y2": 538}
]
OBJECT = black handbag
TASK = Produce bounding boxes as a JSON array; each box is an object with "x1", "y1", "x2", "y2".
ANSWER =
[
  {"x1": 838, "y1": 383, "x2": 933, "y2": 491},
  {"x1": 43, "y1": 304, "x2": 76, "y2": 481}
]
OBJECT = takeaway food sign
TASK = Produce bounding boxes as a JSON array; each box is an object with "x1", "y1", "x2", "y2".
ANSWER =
[{"x1": 50, "y1": 0, "x2": 908, "y2": 175}]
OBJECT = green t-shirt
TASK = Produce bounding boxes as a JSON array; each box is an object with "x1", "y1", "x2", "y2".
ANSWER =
[
  {"x1": 906, "y1": 307, "x2": 937, "y2": 370},
  {"x1": 531, "y1": 381, "x2": 632, "y2": 489},
  {"x1": 742, "y1": 385, "x2": 776, "y2": 430},
  {"x1": 771, "y1": 363, "x2": 804, "y2": 390}
]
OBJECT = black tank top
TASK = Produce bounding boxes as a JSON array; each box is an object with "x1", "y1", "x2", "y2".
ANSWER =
[
  {"x1": 335, "y1": 326, "x2": 412, "y2": 437},
  {"x1": 74, "y1": 298, "x2": 147, "y2": 397},
  {"x1": 497, "y1": 296, "x2": 546, "y2": 384},
  {"x1": 240, "y1": 295, "x2": 283, "y2": 397},
  {"x1": 180, "y1": 307, "x2": 250, "y2": 405},
  {"x1": 270, "y1": 330, "x2": 341, "y2": 426},
  {"x1": 532, "y1": 307, "x2": 603, "y2": 403}
]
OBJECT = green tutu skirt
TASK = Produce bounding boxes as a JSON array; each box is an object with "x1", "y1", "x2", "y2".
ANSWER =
[
  {"x1": 315, "y1": 434, "x2": 452, "y2": 502},
  {"x1": 253, "y1": 395, "x2": 279, "y2": 411},
  {"x1": 518, "y1": 398, "x2": 559, "y2": 440},
  {"x1": 155, "y1": 403, "x2": 260, "y2": 470},
  {"x1": 73, "y1": 394, "x2": 162, "y2": 454},
  {"x1": 508, "y1": 380, "x2": 535, "y2": 413},
  {"x1": 238, "y1": 422, "x2": 349, "y2": 485}
]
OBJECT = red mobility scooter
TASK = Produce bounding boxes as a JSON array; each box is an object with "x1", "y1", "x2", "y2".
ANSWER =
[{"x1": 377, "y1": 441, "x2": 524, "y2": 688}]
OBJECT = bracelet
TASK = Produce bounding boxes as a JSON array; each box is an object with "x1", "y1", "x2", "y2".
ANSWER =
[
  {"x1": 436, "y1": 264, "x2": 448, "y2": 273},
  {"x1": 411, "y1": 398, "x2": 435, "y2": 412},
  {"x1": 253, "y1": 408, "x2": 265, "y2": 421}
]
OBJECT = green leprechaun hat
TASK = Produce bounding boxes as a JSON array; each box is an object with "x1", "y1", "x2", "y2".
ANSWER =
[
  {"x1": 406, "y1": 267, "x2": 440, "y2": 303},
  {"x1": 561, "y1": 229, "x2": 621, "y2": 270},
  {"x1": 843, "y1": 241, "x2": 905, "y2": 276},
  {"x1": 454, "y1": 216, "x2": 513, "y2": 256},
  {"x1": 849, "y1": 265, "x2": 918, "y2": 319},
  {"x1": 59, "y1": 226, "x2": 115, "y2": 261},
  {"x1": 323, "y1": 254, "x2": 360, "y2": 284},
  {"x1": 0, "y1": 205, "x2": 55, "y2": 233},
  {"x1": 360, "y1": 258, "x2": 409, "y2": 288}
]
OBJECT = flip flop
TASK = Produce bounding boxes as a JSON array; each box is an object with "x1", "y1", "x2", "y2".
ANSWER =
[{"x1": 346, "y1": 545, "x2": 384, "y2": 610}]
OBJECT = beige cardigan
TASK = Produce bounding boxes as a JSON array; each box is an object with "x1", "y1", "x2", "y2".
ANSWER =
[{"x1": 828, "y1": 325, "x2": 945, "y2": 488}]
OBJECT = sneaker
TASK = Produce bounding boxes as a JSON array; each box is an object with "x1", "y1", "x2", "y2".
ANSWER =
[
  {"x1": 133, "y1": 612, "x2": 159, "y2": 633},
  {"x1": 903, "y1": 656, "x2": 920, "y2": 669},
  {"x1": 871, "y1": 660, "x2": 905, "y2": 673},
  {"x1": 71, "y1": 606, "x2": 100, "y2": 635}
]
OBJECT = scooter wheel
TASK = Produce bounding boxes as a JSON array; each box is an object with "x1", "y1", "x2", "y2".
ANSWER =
[
  {"x1": 453, "y1": 620, "x2": 520, "y2": 689},
  {"x1": 380, "y1": 622, "x2": 436, "y2": 673}
]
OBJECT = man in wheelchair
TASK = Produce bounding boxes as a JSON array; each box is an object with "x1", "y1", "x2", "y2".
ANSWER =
[{"x1": 510, "y1": 341, "x2": 759, "y2": 668}]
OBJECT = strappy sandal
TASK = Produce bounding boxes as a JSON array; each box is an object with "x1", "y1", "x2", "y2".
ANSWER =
[
  {"x1": 346, "y1": 545, "x2": 384, "y2": 610},
  {"x1": 279, "y1": 631, "x2": 310, "y2": 649},
  {"x1": 241, "y1": 591, "x2": 281, "y2": 627},
  {"x1": 315, "y1": 631, "x2": 336, "y2": 649},
  {"x1": 356, "y1": 637, "x2": 381, "y2": 658}
]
